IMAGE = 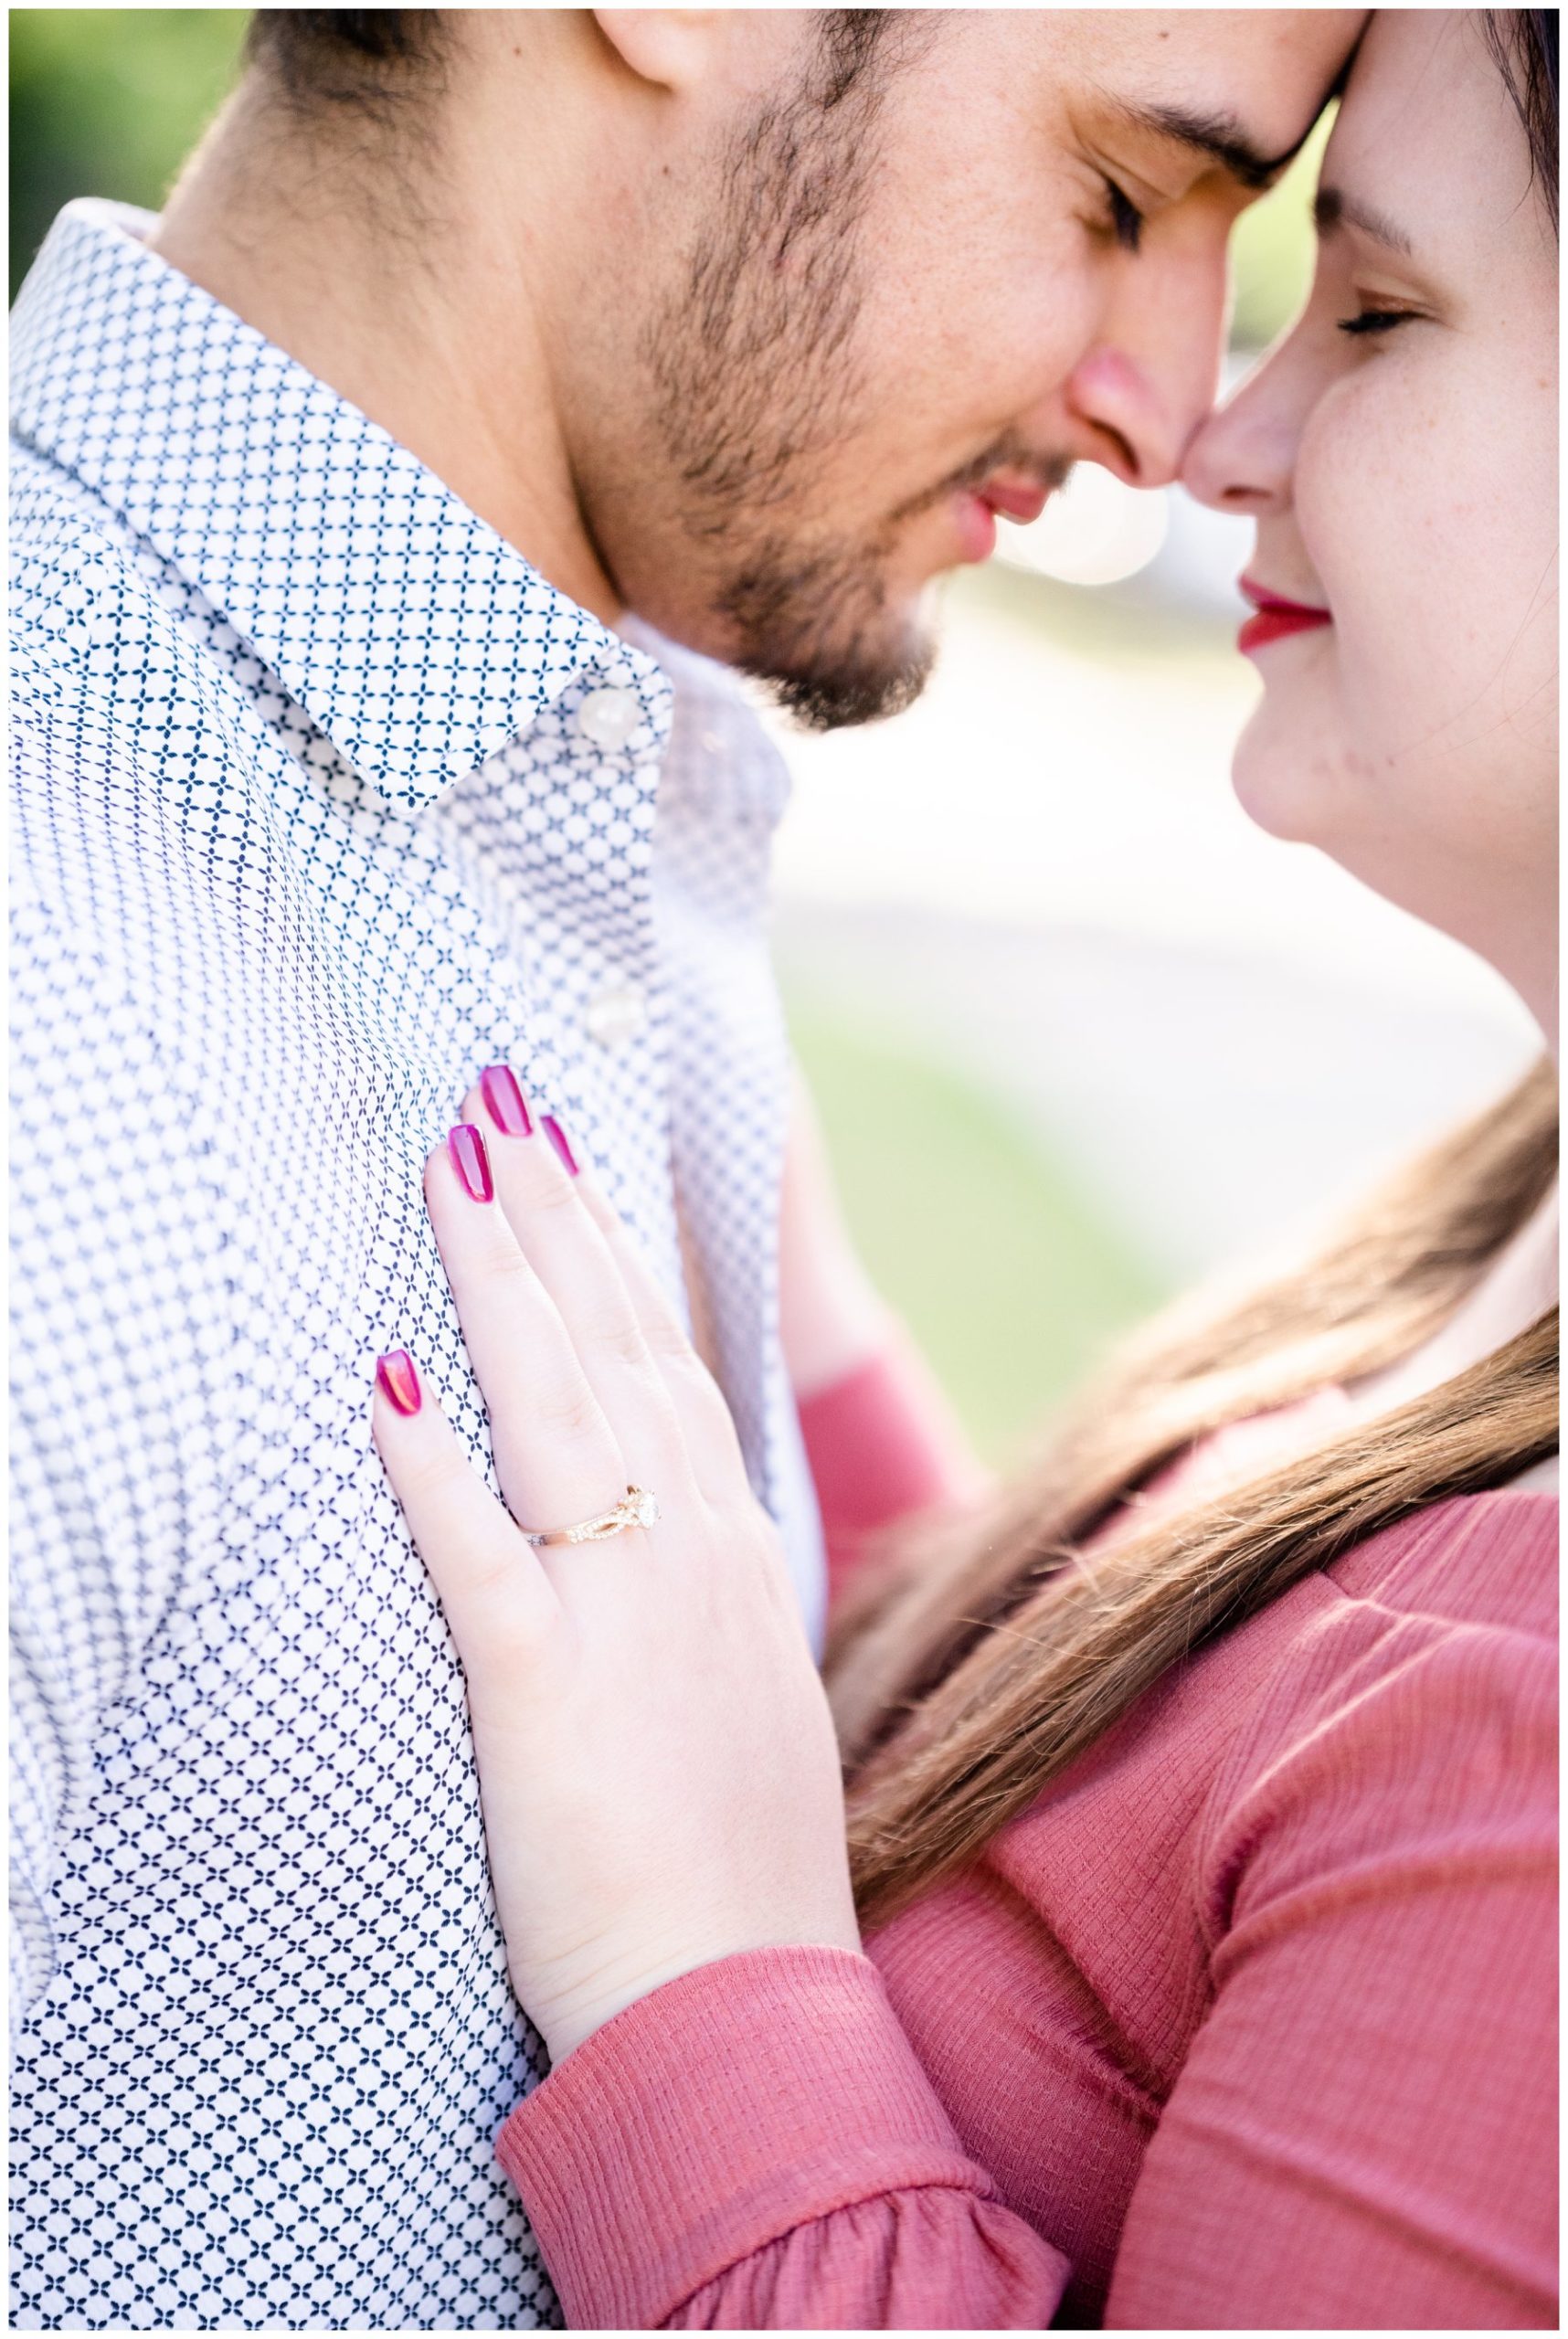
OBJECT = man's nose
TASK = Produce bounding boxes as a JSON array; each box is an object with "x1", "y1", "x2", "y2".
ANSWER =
[{"x1": 1063, "y1": 257, "x2": 1231, "y2": 489}]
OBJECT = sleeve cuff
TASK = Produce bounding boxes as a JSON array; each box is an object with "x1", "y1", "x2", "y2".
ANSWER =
[{"x1": 495, "y1": 1942, "x2": 993, "y2": 2329}]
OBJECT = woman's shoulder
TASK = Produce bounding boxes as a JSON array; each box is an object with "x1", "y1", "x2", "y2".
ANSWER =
[
  {"x1": 1325, "y1": 1481, "x2": 1557, "y2": 1645},
  {"x1": 1251, "y1": 1486, "x2": 1560, "y2": 1788},
  {"x1": 1197, "y1": 1489, "x2": 1557, "y2": 1918}
]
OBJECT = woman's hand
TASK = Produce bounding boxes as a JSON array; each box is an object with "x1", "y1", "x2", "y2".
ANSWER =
[{"x1": 372, "y1": 1070, "x2": 861, "y2": 2067}]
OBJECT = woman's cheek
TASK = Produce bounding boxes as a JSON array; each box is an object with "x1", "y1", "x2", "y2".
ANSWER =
[
  {"x1": 1225, "y1": 400, "x2": 1397, "y2": 837},
  {"x1": 1446, "y1": 353, "x2": 1558, "y2": 753},
  {"x1": 1298, "y1": 375, "x2": 1468, "y2": 758},
  {"x1": 1298, "y1": 352, "x2": 1553, "y2": 915},
  {"x1": 1230, "y1": 380, "x2": 1446, "y2": 849}
]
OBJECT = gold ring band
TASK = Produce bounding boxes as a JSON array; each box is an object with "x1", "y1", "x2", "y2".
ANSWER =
[{"x1": 522, "y1": 1486, "x2": 660, "y2": 1548}]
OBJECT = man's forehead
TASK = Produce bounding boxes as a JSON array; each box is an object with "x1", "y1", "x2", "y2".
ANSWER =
[
  {"x1": 1017, "y1": 9, "x2": 1361, "y2": 159},
  {"x1": 1065, "y1": 7, "x2": 1357, "y2": 76}
]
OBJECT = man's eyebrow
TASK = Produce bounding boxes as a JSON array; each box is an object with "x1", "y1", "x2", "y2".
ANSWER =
[
  {"x1": 1114, "y1": 100, "x2": 1311, "y2": 191},
  {"x1": 1312, "y1": 184, "x2": 1414, "y2": 256}
]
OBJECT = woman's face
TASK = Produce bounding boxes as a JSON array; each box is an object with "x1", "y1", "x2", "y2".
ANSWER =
[{"x1": 1183, "y1": 12, "x2": 1558, "y2": 1040}]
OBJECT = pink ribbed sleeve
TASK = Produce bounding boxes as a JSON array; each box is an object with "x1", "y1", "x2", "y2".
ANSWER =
[
  {"x1": 1105, "y1": 1613, "x2": 1558, "y2": 2328},
  {"x1": 496, "y1": 1946, "x2": 1072, "y2": 2329}
]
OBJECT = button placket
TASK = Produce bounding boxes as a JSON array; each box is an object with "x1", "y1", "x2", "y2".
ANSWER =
[{"x1": 505, "y1": 666, "x2": 679, "y2": 1292}]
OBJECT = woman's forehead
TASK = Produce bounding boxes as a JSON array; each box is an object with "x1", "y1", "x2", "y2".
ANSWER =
[{"x1": 1323, "y1": 11, "x2": 1545, "y2": 254}]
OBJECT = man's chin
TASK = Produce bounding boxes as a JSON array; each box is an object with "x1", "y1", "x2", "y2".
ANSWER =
[
  {"x1": 740, "y1": 594, "x2": 940, "y2": 733},
  {"x1": 627, "y1": 537, "x2": 940, "y2": 731},
  {"x1": 759, "y1": 642, "x2": 935, "y2": 733}
]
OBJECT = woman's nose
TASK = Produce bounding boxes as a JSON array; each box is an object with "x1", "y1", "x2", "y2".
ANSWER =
[{"x1": 1181, "y1": 354, "x2": 1297, "y2": 515}]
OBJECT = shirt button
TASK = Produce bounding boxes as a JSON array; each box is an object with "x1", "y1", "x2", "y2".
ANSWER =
[
  {"x1": 576, "y1": 686, "x2": 641, "y2": 750},
  {"x1": 585, "y1": 981, "x2": 648, "y2": 1050}
]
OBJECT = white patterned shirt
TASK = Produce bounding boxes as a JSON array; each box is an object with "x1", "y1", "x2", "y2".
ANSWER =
[{"x1": 9, "y1": 198, "x2": 824, "y2": 2331}]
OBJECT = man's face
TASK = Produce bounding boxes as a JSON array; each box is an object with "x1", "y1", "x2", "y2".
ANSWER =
[{"x1": 569, "y1": 8, "x2": 1362, "y2": 728}]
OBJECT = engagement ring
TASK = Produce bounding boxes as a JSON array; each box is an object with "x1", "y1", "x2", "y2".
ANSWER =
[{"x1": 521, "y1": 1487, "x2": 660, "y2": 1548}]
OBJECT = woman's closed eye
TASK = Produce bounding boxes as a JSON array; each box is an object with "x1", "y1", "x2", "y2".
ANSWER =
[{"x1": 1337, "y1": 304, "x2": 1421, "y2": 337}]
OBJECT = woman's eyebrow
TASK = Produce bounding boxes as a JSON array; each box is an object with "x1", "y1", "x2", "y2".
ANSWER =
[{"x1": 1313, "y1": 184, "x2": 1414, "y2": 255}]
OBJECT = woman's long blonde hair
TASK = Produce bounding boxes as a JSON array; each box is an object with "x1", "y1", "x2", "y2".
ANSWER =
[{"x1": 830, "y1": 1063, "x2": 1558, "y2": 1932}]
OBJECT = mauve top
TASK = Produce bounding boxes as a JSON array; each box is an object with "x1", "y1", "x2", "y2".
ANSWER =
[{"x1": 497, "y1": 1354, "x2": 1558, "y2": 2329}]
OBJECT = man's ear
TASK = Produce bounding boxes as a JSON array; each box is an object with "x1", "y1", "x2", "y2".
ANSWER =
[{"x1": 592, "y1": 11, "x2": 730, "y2": 94}]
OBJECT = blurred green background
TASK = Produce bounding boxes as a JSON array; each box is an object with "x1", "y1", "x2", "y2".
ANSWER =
[
  {"x1": 10, "y1": 10, "x2": 247, "y2": 298},
  {"x1": 8, "y1": 10, "x2": 1327, "y2": 1462}
]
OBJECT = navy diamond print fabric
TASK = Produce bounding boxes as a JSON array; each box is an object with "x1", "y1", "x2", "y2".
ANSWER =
[{"x1": 10, "y1": 199, "x2": 822, "y2": 2330}]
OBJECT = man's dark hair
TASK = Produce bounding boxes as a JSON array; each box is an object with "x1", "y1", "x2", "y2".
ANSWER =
[{"x1": 246, "y1": 10, "x2": 449, "y2": 119}]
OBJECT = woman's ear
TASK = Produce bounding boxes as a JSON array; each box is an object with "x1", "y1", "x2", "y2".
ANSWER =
[{"x1": 592, "y1": 11, "x2": 730, "y2": 95}]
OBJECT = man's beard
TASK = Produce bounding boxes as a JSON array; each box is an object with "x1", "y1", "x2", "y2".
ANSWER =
[
  {"x1": 709, "y1": 520, "x2": 932, "y2": 735},
  {"x1": 641, "y1": 18, "x2": 940, "y2": 732},
  {"x1": 703, "y1": 439, "x2": 1071, "y2": 731}
]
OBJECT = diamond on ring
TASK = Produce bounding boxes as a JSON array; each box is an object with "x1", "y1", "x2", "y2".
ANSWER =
[{"x1": 523, "y1": 1486, "x2": 660, "y2": 1548}]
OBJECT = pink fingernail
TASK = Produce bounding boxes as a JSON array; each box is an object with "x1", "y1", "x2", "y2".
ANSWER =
[
  {"x1": 376, "y1": 1350, "x2": 422, "y2": 1415},
  {"x1": 542, "y1": 1115, "x2": 578, "y2": 1178},
  {"x1": 449, "y1": 1122, "x2": 494, "y2": 1201},
  {"x1": 480, "y1": 1064, "x2": 533, "y2": 1138}
]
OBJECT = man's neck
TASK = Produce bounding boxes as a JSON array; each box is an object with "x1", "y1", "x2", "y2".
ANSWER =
[{"x1": 152, "y1": 80, "x2": 623, "y2": 626}]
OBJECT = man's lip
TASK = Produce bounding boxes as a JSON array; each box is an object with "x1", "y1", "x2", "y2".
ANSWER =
[
  {"x1": 1239, "y1": 573, "x2": 1331, "y2": 620},
  {"x1": 951, "y1": 472, "x2": 1060, "y2": 565},
  {"x1": 954, "y1": 492, "x2": 999, "y2": 564},
  {"x1": 977, "y1": 479, "x2": 1053, "y2": 526}
]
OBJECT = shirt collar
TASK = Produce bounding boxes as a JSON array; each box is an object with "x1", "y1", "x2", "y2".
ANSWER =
[
  {"x1": 10, "y1": 199, "x2": 654, "y2": 810},
  {"x1": 618, "y1": 611, "x2": 794, "y2": 835}
]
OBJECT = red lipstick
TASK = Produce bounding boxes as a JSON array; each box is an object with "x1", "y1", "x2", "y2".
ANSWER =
[{"x1": 1238, "y1": 576, "x2": 1332, "y2": 656}]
